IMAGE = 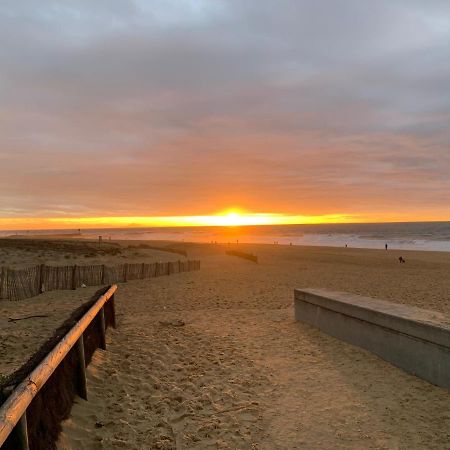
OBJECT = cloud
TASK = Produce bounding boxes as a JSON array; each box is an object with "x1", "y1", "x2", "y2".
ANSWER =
[{"x1": 1, "y1": 0, "x2": 450, "y2": 220}]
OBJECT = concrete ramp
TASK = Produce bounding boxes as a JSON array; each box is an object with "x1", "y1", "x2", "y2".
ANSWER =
[{"x1": 294, "y1": 289, "x2": 450, "y2": 389}]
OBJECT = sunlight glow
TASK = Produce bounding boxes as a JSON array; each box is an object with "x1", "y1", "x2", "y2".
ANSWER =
[
  {"x1": 0, "y1": 211, "x2": 360, "y2": 231},
  {"x1": 3, "y1": 209, "x2": 445, "y2": 231}
]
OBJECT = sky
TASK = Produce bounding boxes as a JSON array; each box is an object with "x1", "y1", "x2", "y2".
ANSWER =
[{"x1": 1, "y1": 0, "x2": 450, "y2": 228}]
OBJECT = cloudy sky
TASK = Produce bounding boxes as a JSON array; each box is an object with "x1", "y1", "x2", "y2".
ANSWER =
[{"x1": 1, "y1": 0, "x2": 450, "y2": 224}]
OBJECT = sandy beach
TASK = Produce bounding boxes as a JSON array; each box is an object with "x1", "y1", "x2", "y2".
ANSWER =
[{"x1": 2, "y1": 241, "x2": 450, "y2": 449}]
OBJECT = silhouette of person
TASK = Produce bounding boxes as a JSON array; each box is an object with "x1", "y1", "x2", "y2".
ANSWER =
[{"x1": 385, "y1": 243, "x2": 388, "y2": 250}]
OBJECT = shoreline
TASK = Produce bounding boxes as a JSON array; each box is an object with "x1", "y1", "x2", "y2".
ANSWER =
[
  {"x1": 2, "y1": 220, "x2": 450, "y2": 253},
  {"x1": 3, "y1": 233, "x2": 450, "y2": 255}
]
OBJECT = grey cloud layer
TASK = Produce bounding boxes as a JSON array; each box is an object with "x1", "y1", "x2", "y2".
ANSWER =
[{"x1": 1, "y1": 0, "x2": 450, "y2": 217}]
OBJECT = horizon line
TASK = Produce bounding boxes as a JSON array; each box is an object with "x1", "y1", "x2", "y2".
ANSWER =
[{"x1": 1, "y1": 214, "x2": 449, "y2": 233}]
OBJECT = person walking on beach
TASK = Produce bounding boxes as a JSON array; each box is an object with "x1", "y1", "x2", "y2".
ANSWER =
[{"x1": 385, "y1": 243, "x2": 388, "y2": 250}]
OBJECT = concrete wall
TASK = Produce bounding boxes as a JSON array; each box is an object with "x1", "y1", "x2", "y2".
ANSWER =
[{"x1": 294, "y1": 289, "x2": 450, "y2": 389}]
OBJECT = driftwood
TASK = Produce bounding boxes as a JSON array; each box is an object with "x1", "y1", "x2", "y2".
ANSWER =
[
  {"x1": 8, "y1": 315, "x2": 49, "y2": 323},
  {"x1": 158, "y1": 319, "x2": 185, "y2": 327},
  {"x1": 225, "y1": 250, "x2": 258, "y2": 263}
]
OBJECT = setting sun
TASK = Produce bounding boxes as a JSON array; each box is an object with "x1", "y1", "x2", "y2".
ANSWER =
[
  {"x1": 220, "y1": 212, "x2": 242, "y2": 226},
  {"x1": 189, "y1": 210, "x2": 279, "y2": 227},
  {"x1": 0, "y1": 211, "x2": 388, "y2": 231}
]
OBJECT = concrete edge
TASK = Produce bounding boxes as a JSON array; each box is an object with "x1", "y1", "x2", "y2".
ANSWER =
[{"x1": 294, "y1": 288, "x2": 450, "y2": 348}]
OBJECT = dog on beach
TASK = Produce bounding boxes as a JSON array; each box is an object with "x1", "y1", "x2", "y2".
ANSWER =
[{"x1": 399, "y1": 256, "x2": 406, "y2": 263}]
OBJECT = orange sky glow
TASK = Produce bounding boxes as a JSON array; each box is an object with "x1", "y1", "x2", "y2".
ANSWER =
[
  {"x1": 0, "y1": 210, "x2": 448, "y2": 231},
  {"x1": 0, "y1": 212, "x2": 349, "y2": 231}
]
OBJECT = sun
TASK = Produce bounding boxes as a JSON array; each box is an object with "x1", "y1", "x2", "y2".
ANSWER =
[
  {"x1": 220, "y1": 212, "x2": 243, "y2": 226},
  {"x1": 210, "y1": 209, "x2": 259, "y2": 226}
]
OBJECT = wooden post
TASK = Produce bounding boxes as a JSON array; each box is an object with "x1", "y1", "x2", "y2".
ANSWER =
[
  {"x1": 110, "y1": 295, "x2": 117, "y2": 329},
  {"x1": 141, "y1": 263, "x2": 145, "y2": 279},
  {"x1": 75, "y1": 335, "x2": 88, "y2": 400},
  {"x1": 71, "y1": 265, "x2": 78, "y2": 290},
  {"x1": 8, "y1": 413, "x2": 29, "y2": 450},
  {"x1": 39, "y1": 264, "x2": 45, "y2": 294},
  {"x1": 98, "y1": 307, "x2": 106, "y2": 350},
  {"x1": 123, "y1": 264, "x2": 128, "y2": 282},
  {"x1": 101, "y1": 265, "x2": 105, "y2": 285}
]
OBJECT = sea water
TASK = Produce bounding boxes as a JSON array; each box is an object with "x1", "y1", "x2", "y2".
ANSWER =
[{"x1": 2, "y1": 222, "x2": 450, "y2": 252}]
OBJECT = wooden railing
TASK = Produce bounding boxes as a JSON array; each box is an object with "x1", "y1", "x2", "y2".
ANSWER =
[{"x1": 0, "y1": 285, "x2": 118, "y2": 450}]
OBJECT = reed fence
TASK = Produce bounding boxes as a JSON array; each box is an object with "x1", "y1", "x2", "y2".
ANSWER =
[
  {"x1": 0, "y1": 260, "x2": 200, "y2": 302},
  {"x1": 0, "y1": 285, "x2": 117, "y2": 450}
]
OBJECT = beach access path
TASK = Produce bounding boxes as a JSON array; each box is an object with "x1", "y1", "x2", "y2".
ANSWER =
[{"x1": 49, "y1": 243, "x2": 450, "y2": 448}]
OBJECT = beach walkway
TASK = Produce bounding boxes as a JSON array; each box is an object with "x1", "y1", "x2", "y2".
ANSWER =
[{"x1": 58, "y1": 245, "x2": 450, "y2": 449}]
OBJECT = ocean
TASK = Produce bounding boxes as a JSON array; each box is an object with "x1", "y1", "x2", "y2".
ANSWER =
[{"x1": 2, "y1": 222, "x2": 450, "y2": 252}]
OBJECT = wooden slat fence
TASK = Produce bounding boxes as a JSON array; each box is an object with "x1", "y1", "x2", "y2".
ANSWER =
[
  {"x1": 4, "y1": 266, "x2": 42, "y2": 301},
  {"x1": 77, "y1": 265, "x2": 103, "y2": 287},
  {"x1": 43, "y1": 265, "x2": 73, "y2": 292},
  {"x1": 0, "y1": 260, "x2": 200, "y2": 302},
  {"x1": 103, "y1": 264, "x2": 124, "y2": 285}
]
